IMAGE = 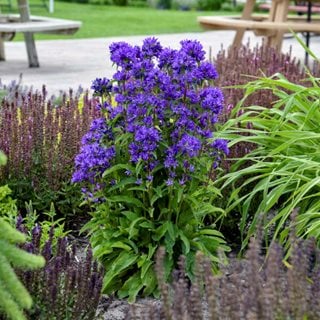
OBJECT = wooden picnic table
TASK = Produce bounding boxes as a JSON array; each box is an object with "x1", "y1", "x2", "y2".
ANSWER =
[{"x1": 198, "y1": 0, "x2": 320, "y2": 51}]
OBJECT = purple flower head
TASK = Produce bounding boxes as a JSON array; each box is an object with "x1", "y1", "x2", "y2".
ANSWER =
[
  {"x1": 109, "y1": 42, "x2": 139, "y2": 69},
  {"x1": 164, "y1": 146, "x2": 179, "y2": 169},
  {"x1": 180, "y1": 39, "x2": 206, "y2": 62},
  {"x1": 158, "y1": 48, "x2": 177, "y2": 69},
  {"x1": 129, "y1": 126, "x2": 161, "y2": 163},
  {"x1": 72, "y1": 143, "x2": 115, "y2": 184},
  {"x1": 142, "y1": 37, "x2": 162, "y2": 58},
  {"x1": 81, "y1": 118, "x2": 113, "y2": 144},
  {"x1": 166, "y1": 178, "x2": 174, "y2": 186},
  {"x1": 172, "y1": 51, "x2": 196, "y2": 75},
  {"x1": 91, "y1": 78, "x2": 112, "y2": 95},
  {"x1": 74, "y1": 38, "x2": 226, "y2": 198},
  {"x1": 72, "y1": 117, "x2": 115, "y2": 185},
  {"x1": 211, "y1": 139, "x2": 229, "y2": 156},
  {"x1": 198, "y1": 61, "x2": 218, "y2": 80},
  {"x1": 200, "y1": 87, "x2": 224, "y2": 114},
  {"x1": 177, "y1": 134, "x2": 202, "y2": 158}
]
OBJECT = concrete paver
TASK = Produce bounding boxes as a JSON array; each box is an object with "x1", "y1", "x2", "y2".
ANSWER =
[{"x1": 0, "y1": 31, "x2": 319, "y2": 95}]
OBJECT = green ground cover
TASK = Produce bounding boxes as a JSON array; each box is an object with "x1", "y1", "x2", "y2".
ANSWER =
[{"x1": 3, "y1": 2, "x2": 233, "y2": 40}]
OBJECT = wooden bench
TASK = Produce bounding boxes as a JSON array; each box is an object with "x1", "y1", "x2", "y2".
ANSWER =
[
  {"x1": 198, "y1": 0, "x2": 320, "y2": 50},
  {"x1": 0, "y1": 0, "x2": 81, "y2": 67}
]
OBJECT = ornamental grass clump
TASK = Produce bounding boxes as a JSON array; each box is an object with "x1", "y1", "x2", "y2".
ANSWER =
[
  {"x1": 74, "y1": 38, "x2": 230, "y2": 301},
  {"x1": 15, "y1": 218, "x2": 103, "y2": 320},
  {"x1": 213, "y1": 45, "x2": 320, "y2": 173},
  {"x1": 217, "y1": 73, "x2": 320, "y2": 250}
]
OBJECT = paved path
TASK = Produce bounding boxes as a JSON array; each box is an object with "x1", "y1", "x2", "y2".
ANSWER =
[{"x1": 0, "y1": 31, "x2": 319, "y2": 95}]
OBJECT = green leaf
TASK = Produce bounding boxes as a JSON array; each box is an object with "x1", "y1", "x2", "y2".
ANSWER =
[
  {"x1": 128, "y1": 217, "x2": 146, "y2": 239},
  {"x1": 153, "y1": 221, "x2": 170, "y2": 241},
  {"x1": 108, "y1": 195, "x2": 145, "y2": 208},
  {"x1": 102, "y1": 251, "x2": 138, "y2": 293},
  {"x1": 118, "y1": 272, "x2": 143, "y2": 302},
  {"x1": 178, "y1": 230, "x2": 190, "y2": 254},
  {"x1": 102, "y1": 163, "x2": 134, "y2": 178},
  {"x1": 110, "y1": 241, "x2": 132, "y2": 251},
  {"x1": 142, "y1": 267, "x2": 157, "y2": 297}
]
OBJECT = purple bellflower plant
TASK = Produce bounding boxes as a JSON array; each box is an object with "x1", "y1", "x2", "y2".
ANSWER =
[{"x1": 73, "y1": 38, "x2": 230, "y2": 301}]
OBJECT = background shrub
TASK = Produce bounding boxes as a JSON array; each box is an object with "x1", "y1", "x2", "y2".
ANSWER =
[
  {"x1": 197, "y1": 0, "x2": 222, "y2": 10},
  {"x1": 214, "y1": 44, "x2": 318, "y2": 122},
  {"x1": 0, "y1": 87, "x2": 101, "y2": 225},
  {"x1": 171, "y1": 0, "x2": 197, "y2": 10},
  {"x1": 112, "y1": 0, "x2": 128, "y2": 5}
]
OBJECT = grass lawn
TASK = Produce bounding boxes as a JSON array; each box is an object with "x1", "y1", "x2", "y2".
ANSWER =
[{"x1": 2, "y1": 2, "x2": 234, "y2": 40}]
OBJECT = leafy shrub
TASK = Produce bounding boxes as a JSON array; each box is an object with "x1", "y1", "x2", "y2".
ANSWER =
[
  {"x1": 74, "y1": 38, "x2": 230, "y2": 301},
  {"x1": 132, "y1": 231, "x2": 320, "y2": 319},
  {"x1": 214, "y1": 44, "x2": 313, "y2": 122},
  {"x1": 0, "y1": 88, "x2": 101, "y2": 223},
  {"x1": 0, "y1": 185, "x2": 17, "y2": 224},
  {"x1": 128, "y1": 0, "x2": 148, "y2": 7},
  {"x1": 217, "y1": 73, "x2": 320, "y2": 250},
  {"x1": 16, "y1": 220, "x2": 103, "y2": 320},
  {"x1": 112, "y1": 0, "x2": 128, "y2": 5},
  {"x1": 171, "y1": 0, "x2": 197, "y2": 10},
  {"x1": 197, "y1": 0, "x2": 222, "y2": 11},
  {"x1": 147, "y1": 0, "x2": 171, "y2": 8}
]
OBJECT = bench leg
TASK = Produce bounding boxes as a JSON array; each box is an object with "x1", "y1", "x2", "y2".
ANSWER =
[
  {"x1": 0, "y1": 38, "x2": 5, "y2": 61},
  {"x1": 24, "y1": 32, "x2": 39, "y2": 68},
  {"x1": 265, "y1": 0, "x2": 290, "y2": 51},
  {"x1": 233, "y1": 28, "x2": 246, "y2": 47},
  {"x1": 233, "y1": 0, "x2": 256, "y2": 47}
]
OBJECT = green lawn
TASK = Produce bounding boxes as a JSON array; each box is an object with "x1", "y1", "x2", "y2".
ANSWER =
[{"x1": 3, "y1": 2, "x2": 234, "y2": 40}]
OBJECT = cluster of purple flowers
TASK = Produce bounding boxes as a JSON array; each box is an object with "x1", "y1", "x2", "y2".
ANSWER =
[
  {"x1": 72, "y1": 118, "x2": 115, "y2": 184},
  {"x1": 73, "y1": 37, "x2": 228, "y2": 192}
]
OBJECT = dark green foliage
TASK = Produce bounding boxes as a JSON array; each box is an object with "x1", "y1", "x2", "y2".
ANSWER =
[
  {"x1": 132, "y1": 233, "x2": 320, "y2": 319},
  {"x1": 16, "y1": 220, "x2": 103, "y2": 320},
  {"x1": 0, "y1": 87, "x2": 100, "y2": 223},
  {"x1": 197, "y1": 0, "x2": 222, "y2": 10},
  {"x1": 112, "y1": 0, "x2": 128, "y2": 5},
  {"x1": 156, "y1": 0, "x2": 171, "y2": 8},
  {"x1": 0, "y1": 185, "x2": 17, "y2": 224}
]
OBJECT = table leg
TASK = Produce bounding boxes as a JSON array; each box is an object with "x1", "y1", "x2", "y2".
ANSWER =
[
  {"x1": 305, "y1": 1, "x2": 312, "y2": 65},
  {"x1": 266, "y1": 0, "x2": 290, "y2": 50},
  {"x1": 24, "y1": 32, "x2": 39, "y2": 68},
  {"x1": 233, "y1": 0, "x2": 256, "y2": 46},
  {"x1": 18, "y1": 0, "x2": 40, "y2": 67}
]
